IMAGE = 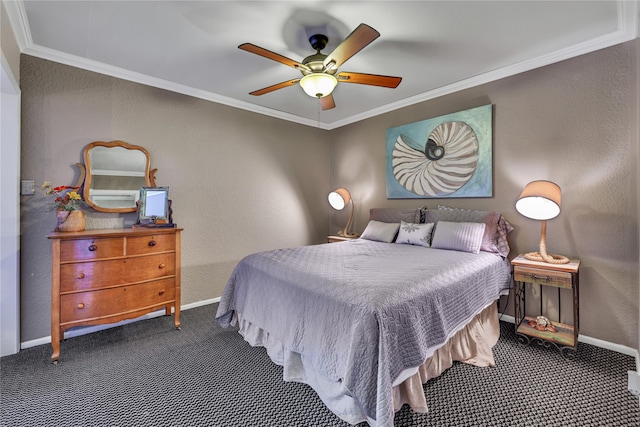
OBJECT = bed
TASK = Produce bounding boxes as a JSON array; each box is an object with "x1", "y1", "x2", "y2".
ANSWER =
[{"x1": 216, "y1": 206, "x2": 513, "y2": 427}]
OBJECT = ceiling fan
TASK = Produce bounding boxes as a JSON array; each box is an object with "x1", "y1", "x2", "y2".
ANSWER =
[{"x1": 239, "y1": 23, "x2": 402, "y2": 110}]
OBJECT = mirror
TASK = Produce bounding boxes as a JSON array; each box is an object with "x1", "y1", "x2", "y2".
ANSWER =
[{"x1": 82, "y1": 141, "x2": 153, "y2": 213}]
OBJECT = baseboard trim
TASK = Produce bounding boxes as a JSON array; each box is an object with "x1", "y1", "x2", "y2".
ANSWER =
[
  {"x1": 20, "y1": 301, "x2": 638, "y2": 365},
  {"x1": 20, "y1": 297, "x2": 221, "y2": 350},
  {"x1": 499, "y1": 314, "x2": 639, "y2": 360}
]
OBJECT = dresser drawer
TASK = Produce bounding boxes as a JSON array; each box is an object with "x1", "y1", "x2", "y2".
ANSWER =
[
  {"x1": 514, "y1": 266, "x2": 572, "y2": 289},
  {"x1": 60, "y1": 237, "x2": 124, "y2": 262},
  {"x1": 127, "y1": 234, "x2": 175, "y2": 255},
  {"x1": 60, "y1": 253, "x2": 176, "y2": 293},
  {"x1": 123, "y1": 253, "x2": 176, "y2": 282},
  {"x1": 60, "y1": 278, "x2": 176, "y2": 324}
]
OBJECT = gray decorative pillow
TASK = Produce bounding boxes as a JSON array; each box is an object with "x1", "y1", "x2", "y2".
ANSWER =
[
  {"x1": 369, "y1": 208, "x2": 421, "y2": 224},
  {"x1": 431, "y1": 221, "x2": 486, "y2": 254},
  {"x1": 424, "y1": 207, "x2": 501, "y2": 255},
  {"x1": 495, "y1": 216, "x2": 514, "y2": 257},
  {"x1": 436, "y1": 205, "x2": 513, "y2": 257},
  {"x1": 395, "y1": 221, "x2": 434, "y2": 247},
  {"x1": 360, "y1": 220, "x2": 401, "y2": 243}
]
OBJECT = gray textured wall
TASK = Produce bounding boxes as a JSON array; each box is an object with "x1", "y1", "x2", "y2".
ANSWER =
[
  {"x1": 329, "y1": 40, "x2": 639, "y2": 349},
  {"x1": 18, "y1": 39, "x2": 640, "y2": 350},
  {"x1": 19, "y1": 55, "x2": 330, "y2": 342}
]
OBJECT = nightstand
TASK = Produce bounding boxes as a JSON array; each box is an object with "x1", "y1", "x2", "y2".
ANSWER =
[
  {"x1": 327, "y1": 235, "x2": 358, "y2": 243},
  {"x1": 511, "y1": 255, "x2": 580, "y2": 359}
]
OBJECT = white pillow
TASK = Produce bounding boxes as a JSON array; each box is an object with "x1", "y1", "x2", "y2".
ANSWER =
[
  {"x1": 360, "y1": 220, "x2": 400, "y2": 243},
  {"x1": 431, "y1": 221, "x2": 486, "y2": 253},
  {"x1": 395, "y1": 221, "x2": 434, "y2": 247}
]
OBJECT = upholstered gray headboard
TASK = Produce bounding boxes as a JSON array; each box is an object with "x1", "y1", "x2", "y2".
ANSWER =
[{"x1": 368, "y1": 208, "x2": 421, "y2": 224}]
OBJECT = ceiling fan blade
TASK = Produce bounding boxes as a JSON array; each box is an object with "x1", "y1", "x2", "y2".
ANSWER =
[
  {"x1": 336, "y1": 72, "x2": 402, "y2": 88},
  {"x1": 320, "y1": 94, "x2": 336, "y2": 110},
  {"x1": 322, "y1": 24, "x2": 380, "y2": 70},
  {"x1": 239, "y1": 43, "x2": 310, "y2": 73},
  {"x1": 249, "y1": 79, "x2": 300, "y2": 96}
]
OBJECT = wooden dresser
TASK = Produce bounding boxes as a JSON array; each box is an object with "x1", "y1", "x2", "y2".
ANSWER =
[{"x1": 48, "y1": 227, "x2": 182, "y2": 362}]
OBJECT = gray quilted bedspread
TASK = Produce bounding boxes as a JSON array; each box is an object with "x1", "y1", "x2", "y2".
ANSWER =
[{"x1": 216, "y1": 239, "x2": 511, "y2": 426}]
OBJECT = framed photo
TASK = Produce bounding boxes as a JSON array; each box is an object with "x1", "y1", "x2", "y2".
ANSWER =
[
  {"x1": 134, "y1": 187, "x2": 174, "y2": 227},
  {"x1": 386, "y1": 104, "x2": 493, "y2": 199}
]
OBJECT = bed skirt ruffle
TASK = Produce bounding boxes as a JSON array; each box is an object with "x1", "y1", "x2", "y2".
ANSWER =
[
  {"x1": 391, "y1": 302, "x2": 499, "y2": 413},
  {"x1": 234, "y1": 302, "x2": 499, "y2": 425}
]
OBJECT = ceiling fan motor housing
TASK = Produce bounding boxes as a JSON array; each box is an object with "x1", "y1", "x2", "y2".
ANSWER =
[
  {"x1": 302, "y1": 34, "x2": 330, "y2": 74},
  {"x1": 301, "y1": 54, "x2": 328, "y2": 74}
]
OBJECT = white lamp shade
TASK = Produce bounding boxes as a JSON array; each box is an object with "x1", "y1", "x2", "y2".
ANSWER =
[
  {"x1": 515, "y1": 180, "x2": 561, "y2": 220},
  {"x1": 300, "y1": 73, "x2": 338, "y2": 98},
  {"x1": 328, "y1": 187, "x2": 351, "y2": 210}
]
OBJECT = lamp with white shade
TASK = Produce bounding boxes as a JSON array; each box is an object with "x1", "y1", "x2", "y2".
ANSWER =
[
  {"x1": 328, "y1": 187, "x2": 359, "y2": 237},
  {"x1": 515, "y1": 180, "x2": 569, "y2": 264}
]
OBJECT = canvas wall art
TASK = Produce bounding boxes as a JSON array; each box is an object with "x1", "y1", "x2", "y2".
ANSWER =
[{"x1": 386, "y1": 104, "x2": 493, "y2": 199}]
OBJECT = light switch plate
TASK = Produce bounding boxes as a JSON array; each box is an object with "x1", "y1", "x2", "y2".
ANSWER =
[{"x1": 21, "y1": 180, "x2": 35, "y2": 196}]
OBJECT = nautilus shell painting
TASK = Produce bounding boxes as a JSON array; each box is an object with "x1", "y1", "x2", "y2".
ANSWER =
[{"x1": 386, "y1": 105, "x2": 493, "y2": 199}]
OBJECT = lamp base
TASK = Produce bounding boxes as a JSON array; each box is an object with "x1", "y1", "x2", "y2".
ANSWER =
[
  {"x1": 523, "y1": 251, "x2": 570, "y2": 264},
  {"x1": 526, "y1": 220, "x2": 570, "y2": 264}
]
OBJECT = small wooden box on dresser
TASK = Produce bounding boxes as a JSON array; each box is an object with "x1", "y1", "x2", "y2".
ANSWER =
[{"x1": 48, "y1": 227, "x2": 182, "y2": 362}]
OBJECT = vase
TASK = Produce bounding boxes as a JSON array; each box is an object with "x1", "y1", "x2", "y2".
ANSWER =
[{"x1": 57, "y1": 210, "x2": 85, "y2": 232}]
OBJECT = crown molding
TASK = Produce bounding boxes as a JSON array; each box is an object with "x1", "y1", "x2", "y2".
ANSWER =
[
  {"x1": 19, "y1": 43, "x2": 330, "y2": 129},
  {"x1": 330, "y1": 0, "x2": 639, "y2": 130},
  {"x1": 4, "y1": 0, "x2": 638, "y2": 131},
  {"x1": 2, "y1": 0, "x2": 31, "y2": 52}
]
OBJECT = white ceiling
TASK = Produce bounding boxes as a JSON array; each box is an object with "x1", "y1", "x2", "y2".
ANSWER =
[{"x1": 5, "y1": 1, "x2": 639, "y2": 129}]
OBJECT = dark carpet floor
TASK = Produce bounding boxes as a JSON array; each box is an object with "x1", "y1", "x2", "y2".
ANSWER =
[{"x1": 1, "y1": 304, "x2": 638, "y2": 426}]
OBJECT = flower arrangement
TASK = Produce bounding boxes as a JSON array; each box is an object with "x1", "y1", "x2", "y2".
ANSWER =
[{"x1": 42, "y1": 181, "x2": 84, "y2": 211}]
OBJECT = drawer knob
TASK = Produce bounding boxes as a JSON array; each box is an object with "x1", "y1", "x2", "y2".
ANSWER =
[
  {"x1": 158, "y1": 263, "x2": 165, "y2": 269},
  {"x1": 158, "y1": 290, "x2": 165, "y2": 296},
  {"x1": 88, "y1": 244, "x2": 97, "y2": 252},
  {"x1": 77, "y1": 303, "x2": 85, "y2": 309},
  {"x1": 76, "y1": 272, "x2": 85, "y2": 279},
  {"x1": 148, "y1": 240, "x2": 157, "y2": 247}
]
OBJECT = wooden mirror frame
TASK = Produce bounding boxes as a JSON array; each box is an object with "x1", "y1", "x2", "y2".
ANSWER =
[{"x1": 77, "y1": 140, "x2": 158, "y2": 213}]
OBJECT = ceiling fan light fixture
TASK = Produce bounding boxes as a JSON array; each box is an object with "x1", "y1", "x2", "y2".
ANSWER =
[{"x1": 300, "y1": 73, "x2": 338, "y2": 98}]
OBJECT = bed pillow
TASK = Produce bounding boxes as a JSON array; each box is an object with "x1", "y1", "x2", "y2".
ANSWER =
[
  {"x1": 360, "y1": 220, "x2": 401, "y2": 243},
  {"x1": 369, "y1": 208, "x2": 421, "y2": 224},
  {"x1": 431, "y1": 221, "x2": 486, "y2": 254},
  {"x1": 423, "y1": 207, "x2": 501, "y2": 255},
  {"x1": 436, "y1": 205, "x2": 513, "y2": 257},
  {"x1": 495, "y1": 216, "x2": 514, "y2": 257},
  {"x1": 395, "y1": 221, "x2": 434, "y2": 247}
]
